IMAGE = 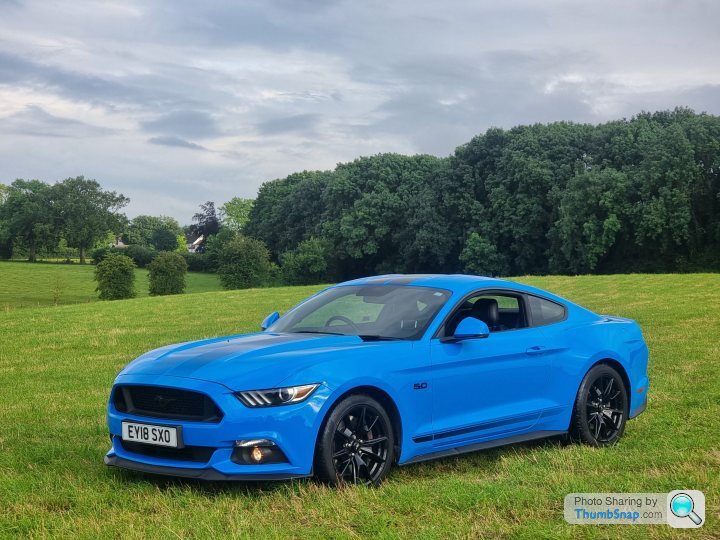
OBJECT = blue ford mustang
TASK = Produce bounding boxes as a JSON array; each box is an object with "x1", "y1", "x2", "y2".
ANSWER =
[{"x1": 105, "y1": 274, "x2": 649, "y2": 485}]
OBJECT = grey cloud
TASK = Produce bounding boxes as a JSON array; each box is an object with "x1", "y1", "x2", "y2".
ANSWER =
[
  {"x1": 256, "y1": 113, "x2": 321, "y2": 135},
  {"x1": 0, "y1": 51, "x2": 203, "y2": 112},
  {"x1": 141, "y1": 110, "x2": 220, "y2": 138},
  {"x1": 0, "y1": 105, "x2": 115, "y2": 138},
  {"x1": 148, "y1": 136, "x2": 207, "y2": 150}
]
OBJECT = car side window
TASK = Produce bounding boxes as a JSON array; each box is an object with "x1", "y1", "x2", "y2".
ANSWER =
[
  {"x1": 527, "y1": 295, "x2": 566, "y2": 326},
  {"x1": 443, "y1": 291, "x2": 528, "y2": 336}
]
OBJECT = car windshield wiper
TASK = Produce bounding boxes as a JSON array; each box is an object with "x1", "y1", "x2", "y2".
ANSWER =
[
  {"x1": 358, "y1": 335, "x2": 404, "y2": 341},
  {"x1": 293, "y1": 330, "x2": 346, "y2": 336}
]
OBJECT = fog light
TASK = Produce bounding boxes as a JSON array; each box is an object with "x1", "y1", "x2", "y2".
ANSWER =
[{"x1": 231, "y1": 439, "x2": 289, "y2": 465}]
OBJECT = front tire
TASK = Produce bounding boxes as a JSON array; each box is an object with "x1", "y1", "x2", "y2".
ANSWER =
[
  {"x1": 570, "y1": 364, "x2": 628, "y2": 447},
  {"x1": 314, "y1": 394, "x2": 395, "y2": 486}
]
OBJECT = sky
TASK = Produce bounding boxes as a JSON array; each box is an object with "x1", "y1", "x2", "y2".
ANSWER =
[{"x1": 1, "y1": 0, "x2": 719, "y2": 222}]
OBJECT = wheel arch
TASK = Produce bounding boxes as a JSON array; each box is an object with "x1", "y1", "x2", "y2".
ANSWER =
[
  {"x1": 588, "y1": 357, "x2": 632, "y2": 408},
  {"x1": 315, "y1": 385, "x2": 403, "y2": 462}
]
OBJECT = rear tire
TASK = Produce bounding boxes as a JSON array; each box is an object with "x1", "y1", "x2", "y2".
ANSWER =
[
  {"x1": 570, "y1": 364, "x2": 628, "y2": 447},
  {"x1": 314, "y1": 395, "x2": 395, "y2": 486}
]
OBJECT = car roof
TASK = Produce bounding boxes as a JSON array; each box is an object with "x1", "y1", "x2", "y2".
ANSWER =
[
  {"x1": 333, "y1": 273, "x2": 581, "y2": 305},
  {"x1": 335, "y1": 274, "x2": 518, "y2": 294}
]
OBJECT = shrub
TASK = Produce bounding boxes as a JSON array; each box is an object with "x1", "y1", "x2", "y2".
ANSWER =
[
  {"x1": 125, "y1": 244, "x2": 157, "y2": 268},
  {"x1": 148, "y1": 251, "x2": 187, "y2": 295},
  {"x1": 94, "y1": 253, "x2": 136, "y2": 300},
  {"x1": 181, "y1": 251, "x2": 211, "y2": 272},
  {"x1": 281, "y1": 237, "x2": 331, "y2": 285},
  {"x1": 205, "y1": 227, "x2": 236, "y2": 271},
  {"x1": 217, "y1": 235, "x2": 272, "y2": 289},
  {"x1": 92, "y1": 245, "x2": 131, "y2": 264},
  {"x1": 151, "y1": 228, "x2": 178, "y2": 252},
  {"x1": 91, "y1": 245, "x2": 111, "y2": 264},
  {"x1": 267, "y1": 262, "x2": 283, "y2": 287}
]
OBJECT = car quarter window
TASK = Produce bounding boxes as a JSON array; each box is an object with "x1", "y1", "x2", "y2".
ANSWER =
[
  {"x1": 527, "y1": 295, "x2": 566, "y2": 326},
  {"x1": 442, "y1": 291, "x2": 528, "y2": 336}
]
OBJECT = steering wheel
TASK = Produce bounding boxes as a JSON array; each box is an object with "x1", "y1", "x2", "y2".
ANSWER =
[{"x1": 324, "y1": 315, "x2": 360, "y2": 333}]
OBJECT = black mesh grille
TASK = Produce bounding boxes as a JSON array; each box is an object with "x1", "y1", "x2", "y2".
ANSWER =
[
  {"x1": 113, "y1": 385, "x2": 223, "y2": 422},
  {"x1": 119, "y1": 439, "x2": 215, "y2": 463}
]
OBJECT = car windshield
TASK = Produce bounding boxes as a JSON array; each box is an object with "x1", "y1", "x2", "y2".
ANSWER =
[{"x1": 269, "y1": 285, "x2": 451, "y2": 341}]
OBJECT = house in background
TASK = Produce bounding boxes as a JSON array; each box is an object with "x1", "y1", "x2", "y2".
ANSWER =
[
  {"x1": 111, "y1": 235, "x2": 128, "y2": 249},
  {"x1": 188, "y1": 235, "x2": 204, "y2": 253}
]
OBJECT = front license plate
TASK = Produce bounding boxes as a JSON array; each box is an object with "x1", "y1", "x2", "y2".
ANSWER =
[{"x1": 122, "y1": 421, "x2": 180, "y2": 448}]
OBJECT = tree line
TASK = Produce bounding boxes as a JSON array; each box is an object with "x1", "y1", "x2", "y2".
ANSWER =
[
  {"x1": 246, "y1": 108, "x2": 720, "y2": 278},
  {"x1": 2, "y1": 108, "x2": 719, "y2": 284}
]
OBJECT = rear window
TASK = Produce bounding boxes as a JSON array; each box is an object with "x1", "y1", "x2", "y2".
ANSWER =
[{"x1": 528, "y1": 295, "x2": 566, "y2": 326}]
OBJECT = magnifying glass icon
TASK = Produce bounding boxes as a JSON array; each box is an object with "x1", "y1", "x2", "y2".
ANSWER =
[{"x1": 670, "y1": 493, "x2": 703, "y2": 525}]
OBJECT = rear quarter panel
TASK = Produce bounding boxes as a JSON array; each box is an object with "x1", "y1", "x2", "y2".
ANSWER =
[{"x1": 543, "y1": 311, "x2": 649, "y2": 425}]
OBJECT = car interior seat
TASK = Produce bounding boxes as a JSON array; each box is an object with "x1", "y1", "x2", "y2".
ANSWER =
[{"x1": 470, "y1": 298, "x2": 506, "y2": 332}]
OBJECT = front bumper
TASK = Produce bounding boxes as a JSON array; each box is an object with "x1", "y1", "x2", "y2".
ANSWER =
[
  {"x1": 104, "y1": 454, "x2": 310, "y2": 481},
  {"x1": 105, "y1": 374, "x2": 329, "y2": 480}
]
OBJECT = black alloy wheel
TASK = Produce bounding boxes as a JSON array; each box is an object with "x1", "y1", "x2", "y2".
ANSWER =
[
  {"x1": 315, "y1": 395, "x2": 395, "y2": 486},
  {"x1": 571, "y1": 364, "x2": 628, "y2": 447}
]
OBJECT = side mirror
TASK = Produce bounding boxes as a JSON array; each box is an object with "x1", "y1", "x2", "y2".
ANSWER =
[
  {"x1": 261, "y1": 311, "x2": 280, "y2": 331},
  {"x1": 441, "y1": 317, "x2": 490, "y2": 343}
]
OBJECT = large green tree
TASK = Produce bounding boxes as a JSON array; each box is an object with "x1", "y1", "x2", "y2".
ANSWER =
[
  {"x1": 0, "y1": 179, "x2": 58, "y2": 261},
  {"x1": 53, "y1": 177, "x2": 128, "y2": 263},
  {"x1": 220, "y1": 197, "x2": 254, "y2": 233}
]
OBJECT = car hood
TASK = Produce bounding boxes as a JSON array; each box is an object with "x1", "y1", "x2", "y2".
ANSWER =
[{"x1": 119, "y1": 332, "x2": 390, "y2": 390}]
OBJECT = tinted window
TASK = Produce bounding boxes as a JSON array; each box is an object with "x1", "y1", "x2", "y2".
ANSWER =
[
  {"x1": 528, "y1": 296, "x2": 566, "y2": 326},
  {"x1": 444, "y1": 292, "x2": 527, "y2": 335},
  {"x1": 270, "y1": 285, "x2": 451, "y2": 340}
]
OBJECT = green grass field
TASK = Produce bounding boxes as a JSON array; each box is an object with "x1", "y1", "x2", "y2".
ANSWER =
[
  {"x1": 0, "y1": 273, "x2": 718, "y2": 538},
  {"x1": 0, "y1": 261, "x2": 222, "y2": 310}
]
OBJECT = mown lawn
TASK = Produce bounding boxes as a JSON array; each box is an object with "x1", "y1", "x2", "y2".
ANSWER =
[
  {"x1": 0, "y1": 260, "x2": 222, "y2": 310},
  {"x1": 0, "y1": 274, "x2": 718, "y2": 538}
]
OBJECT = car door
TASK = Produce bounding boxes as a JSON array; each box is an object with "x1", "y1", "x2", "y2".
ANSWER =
[{"x1": 428, "y1": 290, "x2": 555, "y2": 448}]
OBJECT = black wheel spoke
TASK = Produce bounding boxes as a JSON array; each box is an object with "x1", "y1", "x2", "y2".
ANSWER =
[
  {"x1": 363, "y1": 436, "x2": 388, "y2": 446},
  {"x1": 365, "y1": 415, "x2": 379, "y2": 434},
  {"x1": 333, "y1": 448, "x2": 350, "y2": 459},
  {"x1": 359, "y1": 449, "x2": 386, "y2": 464},
  {"x1": 339, "y1": 458, "x2": 352, "y2": 477},
  {"x1": 336, "y1": 424, "x2": 353, "y2": 440},
  {"x1": 603, "y1": 378, "x2": 614, "y2": 398},
  {"x1": 359, "y1": 406, "x2": 367, "y2": 432}
]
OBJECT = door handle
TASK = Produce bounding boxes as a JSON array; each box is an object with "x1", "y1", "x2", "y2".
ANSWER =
[{"x1": 525, "y1": 346, "x2": 547, "y2": 356}]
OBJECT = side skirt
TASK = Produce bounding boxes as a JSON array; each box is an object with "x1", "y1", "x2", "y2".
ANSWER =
[{"x1": 401, "y1": 430, "x2": 565, "y2": 466}]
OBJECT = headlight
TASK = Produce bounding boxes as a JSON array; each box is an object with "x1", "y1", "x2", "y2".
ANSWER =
[{"x1": 235, "y1": 383, "x2": 320, "y2": 407}]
